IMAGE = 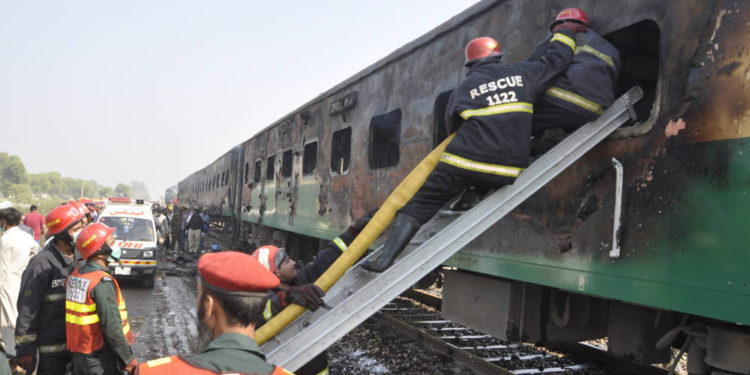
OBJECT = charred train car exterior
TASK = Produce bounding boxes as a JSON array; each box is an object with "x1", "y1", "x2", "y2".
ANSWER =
[{"x1": 178, "y1": 0, "x2": 750, "y2": 371}]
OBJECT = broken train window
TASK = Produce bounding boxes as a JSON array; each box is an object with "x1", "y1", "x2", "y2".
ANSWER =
[
  {"x1": 369, "y1": 109, "x2": 401, "y2": 169},
  {"x1": 282, "y1": 150, "x2": 293, "y2": 178},
  {"x1": 303, "y1": 141, "x2": 317, "y2": 176},
  {"x1": 330, "y1": 127, "x2": 351, "y2": 175}
]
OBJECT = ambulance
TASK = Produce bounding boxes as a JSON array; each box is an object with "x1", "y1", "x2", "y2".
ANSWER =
[{"x1": 97, "y1": 197, "x2": 158, "y2": 288}]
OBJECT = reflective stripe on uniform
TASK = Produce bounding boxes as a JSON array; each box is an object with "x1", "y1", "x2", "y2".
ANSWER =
[
  {"x1": 545, "y1": 86, "x2": 604, "y2": 114},
  {"x1": 263, "y1": 299, "x2": 274, "y2": 321},
  {"x1": 440, "y1": 152, "x2": 524, "y2": 178},
  {"x1": 551, "y1": 32, "x2": 576, "y2": 51},
  {"x1": 316, "y1": 367, "x2": 330, "y2": 375},
  {"x1": 15, "y1": 333, "x2": 37, "y2": 343},
  {"x1": 574, "y1": 44, "x2": 615, "y2": 67},
  {"x1": 66, "y1": 300, "x2": 97, "y2": 313},
  {"x1": 333, "y1": 237, "x2": 347, "y2": 252},
  {"x1": 45, "y1": 293, "x2": 65, "y2": 302},
  {"x1": 459, "y1": 102, "x2": 533, "y2": 120},
  {"x1": 66, "y1": 313, "x2": 99, "y2": 325},
  {"x1": 123, "y1": 322, "x2": 131, "y2": 335},
  {"x1": 145, "y1": 356, "x2": 172, "y2": 367},
  {"x1": 38, "y1": 343, "x2": 67, "y2": 353}
]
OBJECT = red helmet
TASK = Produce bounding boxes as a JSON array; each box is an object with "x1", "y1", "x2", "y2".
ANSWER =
[
  {"x1": 464, "y1": 37, "x2": 502, "y2": 66},
  {"x1": 70, "y1": 200, "x2": 93, "y2": 215},
  {"x1": 76, "y1": 223, "x2": 116, "y2": 259},
  {"x1": 46, "y1": 203, "x2": 85, "y2": 236},
  {"x1": 550, "y1": 7, "x2": 589, "y2": 31},
  {"x1": 251, "y1": 245, "x2": 288, "y2": 274}
]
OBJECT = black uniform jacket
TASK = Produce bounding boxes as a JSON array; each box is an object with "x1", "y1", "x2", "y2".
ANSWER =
[
  {"x1": 527, "y1": 29, "x2": 621, "y2": 118},
  {"x1": 16, "y1": 241, "x2": 81, "y2": 356},
  {"x1": 441, "y1": 29, "x2": 576, "y2": 183}
]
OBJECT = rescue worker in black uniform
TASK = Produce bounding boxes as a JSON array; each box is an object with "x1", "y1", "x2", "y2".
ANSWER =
[
  {"x1": 14, "y1": 203, "x2": 86, "y2": 374},
  {"x1": 253, "y1": 212, "x2": 373, "y2": 375},
  {"x1": 362, "y1": 27, "x2": 580, "y2": 272},
  {"x1": 529, "y1": 8, "x2": 621, "y2": 135}
]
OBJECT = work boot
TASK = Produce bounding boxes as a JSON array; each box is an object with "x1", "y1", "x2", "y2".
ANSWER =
[{"x1": 362, "y1": 213, "x2": 421, "y2": 272}]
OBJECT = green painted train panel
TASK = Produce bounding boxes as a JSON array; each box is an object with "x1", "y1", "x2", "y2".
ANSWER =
[
  {"x1": 241, "y1": 181, "x2": 343, "y2": 241},
  {"x1": 445, "y1": 138, "x2": 750, "y2": 325}
]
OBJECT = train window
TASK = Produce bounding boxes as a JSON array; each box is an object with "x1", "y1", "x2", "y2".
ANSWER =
[
  {"x1": 433, "y1": 90, "x2": 453, "y2": 147},
  {"x1": 369, "y1": 109, "x2": 401, "y2": 169},
  {"x1": 282, "y1": 150, "x2": 293, "y2": 178},
  {"x1": 266, "y1": 155, "x2": 275, "y2": 180},
  {"x1": 330, "y1": 127, "x2": 351, "y2": 175},
  {"x1": 303, "y1": 141, "x2": 317, "y2": 176},
  {"x1": 604, "y1": 20, "x2": 660, "y2": 135},
  {"x1": 254, "y1": 160, "x2": 261, "y2": 183},
  {"x1": 244, "y1": 163, "x2": 249, "y2": 184},
  {"x1": 224, "y1": 170, "x2": 229, "y2": 185}
]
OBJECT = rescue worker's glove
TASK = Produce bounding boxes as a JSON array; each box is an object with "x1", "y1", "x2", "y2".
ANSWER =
[
  {"x1": 346, "y1": 208, "x2": 378, "y2": 238},
  {"x1": 283, "y1": 284, "x2": 326, "y2": 311},
  {"x1": 553, "y1": 21, "x2": 587, "y2": 34},
  {"x1": 124, "y1": 357, "x2": 138, "y2": 374},
  {"x1": 12, "y1": 354, "x2": 36, "y2": 373}
]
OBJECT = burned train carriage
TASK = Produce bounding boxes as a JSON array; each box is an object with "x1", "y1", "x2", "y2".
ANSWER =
[{"x1": 178, "y1": 0, "x2": 750, "y2": 372}]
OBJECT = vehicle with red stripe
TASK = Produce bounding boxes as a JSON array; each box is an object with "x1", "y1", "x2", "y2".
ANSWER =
[{"x1": 97, "y1": 197, "x2": 158, "y2": 288}]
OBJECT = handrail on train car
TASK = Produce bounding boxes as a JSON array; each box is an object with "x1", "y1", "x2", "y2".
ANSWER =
[{"x1": 254, "y1": 133, "x2": 457, "y2": 345}]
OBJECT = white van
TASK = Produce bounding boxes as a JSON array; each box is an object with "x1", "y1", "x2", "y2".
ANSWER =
[{"x1": 97, "y1": 197, "x2": 158, "y2": 288}]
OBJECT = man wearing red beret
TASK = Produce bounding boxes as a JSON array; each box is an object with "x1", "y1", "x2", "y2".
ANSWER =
[
  {"x1": 135, "y1": 251, "x2": 292, "y2": 375},
  {"x1": 252, "y1": 210, "x2": 373, "y2": 375}
]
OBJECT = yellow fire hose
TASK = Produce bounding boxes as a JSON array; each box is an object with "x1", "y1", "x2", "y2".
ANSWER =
[{"x1": 255, "y1": 133, "x2": 456, "y2": 345}]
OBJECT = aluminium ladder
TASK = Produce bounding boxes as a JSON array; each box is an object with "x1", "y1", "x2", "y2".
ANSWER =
[{"x1": 262, "y1": 86, "x2": 643, "y2": 370}]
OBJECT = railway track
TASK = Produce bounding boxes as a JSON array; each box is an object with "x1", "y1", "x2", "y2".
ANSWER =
[{"x1": 380, "y1": 289, "x2": 669, "y2": 375}]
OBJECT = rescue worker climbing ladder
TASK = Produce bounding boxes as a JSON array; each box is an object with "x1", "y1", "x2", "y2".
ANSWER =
[
  {"x1": 363, "y1": 26, "x2": 580, "y2": 272},
  {"x1": 256, "y1": 23, "x2": 584, "y2": 346},
  {"x1": 65, "y1": 222, "x2": 137, "y2": 374}
]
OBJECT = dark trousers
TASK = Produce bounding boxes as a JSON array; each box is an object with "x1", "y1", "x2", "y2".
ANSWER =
[
  {"x1": 37, "y1": 354, "x2": 71, "y2": 375},
  {"x1": 401, "y1": 166, "x2": 515, "y2": 224},
  {"x1": 532, "y1": 99, "x2": 597, "y2": 135}
]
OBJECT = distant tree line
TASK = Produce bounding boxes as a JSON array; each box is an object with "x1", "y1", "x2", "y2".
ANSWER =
[{"x1": 0, "y1": 152, "x2": 149, "y2": 213}]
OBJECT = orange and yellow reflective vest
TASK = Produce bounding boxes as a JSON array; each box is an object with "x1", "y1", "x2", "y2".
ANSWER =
[{"x1": 65, "y1": 269, "x2": 135, "y2": 354}]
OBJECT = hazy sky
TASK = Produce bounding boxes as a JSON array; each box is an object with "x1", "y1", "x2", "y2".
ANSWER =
[{"x1": 0, "y1": 1, "x2": 479, "y2": 199}]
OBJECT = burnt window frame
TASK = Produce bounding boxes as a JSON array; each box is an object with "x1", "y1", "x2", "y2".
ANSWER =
[
  {"x1": 281, "y1": 149, "x2": 293, "y2": 178},
  {"x1": 244, "y1": 162, "x2": 249, "y2": 184},
  {"x1": 433, "y1": 90, "x2": 454, "y2": 147},
  {"x1": 368, "y1": 109, "x2": 402, "y2": 169},
  {"x1": 266, "y1": 155, "x2": 275, "y2": 181},
  {"x1": 330, "y1": 127, "x2": 352, "y2": 176},
  {"x1": 254, "y1": 160, "x2": 262, "y2": 183},
  {"x1": 604, "y1": 19, "x2": 661, "y2": 138},
  {"x1": 302, "y1": 140, "x2": 318, "y2": 176}
]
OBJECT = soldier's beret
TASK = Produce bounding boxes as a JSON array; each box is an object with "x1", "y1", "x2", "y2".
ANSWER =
[{"x1": 198, "y1": 251, "x2": 280, "y2": 296}]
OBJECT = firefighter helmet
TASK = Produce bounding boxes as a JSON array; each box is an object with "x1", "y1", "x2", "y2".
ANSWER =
[
  {"x1": 70, "y1": 200, "x2": 93, "y2": 215},
  {"x1": 550, "y1": 7, "x2": 589, "y2": 31},
  {"x1": 76, "y1": 223, "x2": 116, "y2": 259},
  {"x1": 251, "y1": 245, "x2": 288, "y2": 274},
  {"x1": 46, "y1": 203, "x2": 86, "y2": 236},
  {"x1": 464, "y1": 37, "x2": 503, "y2": 66}
]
